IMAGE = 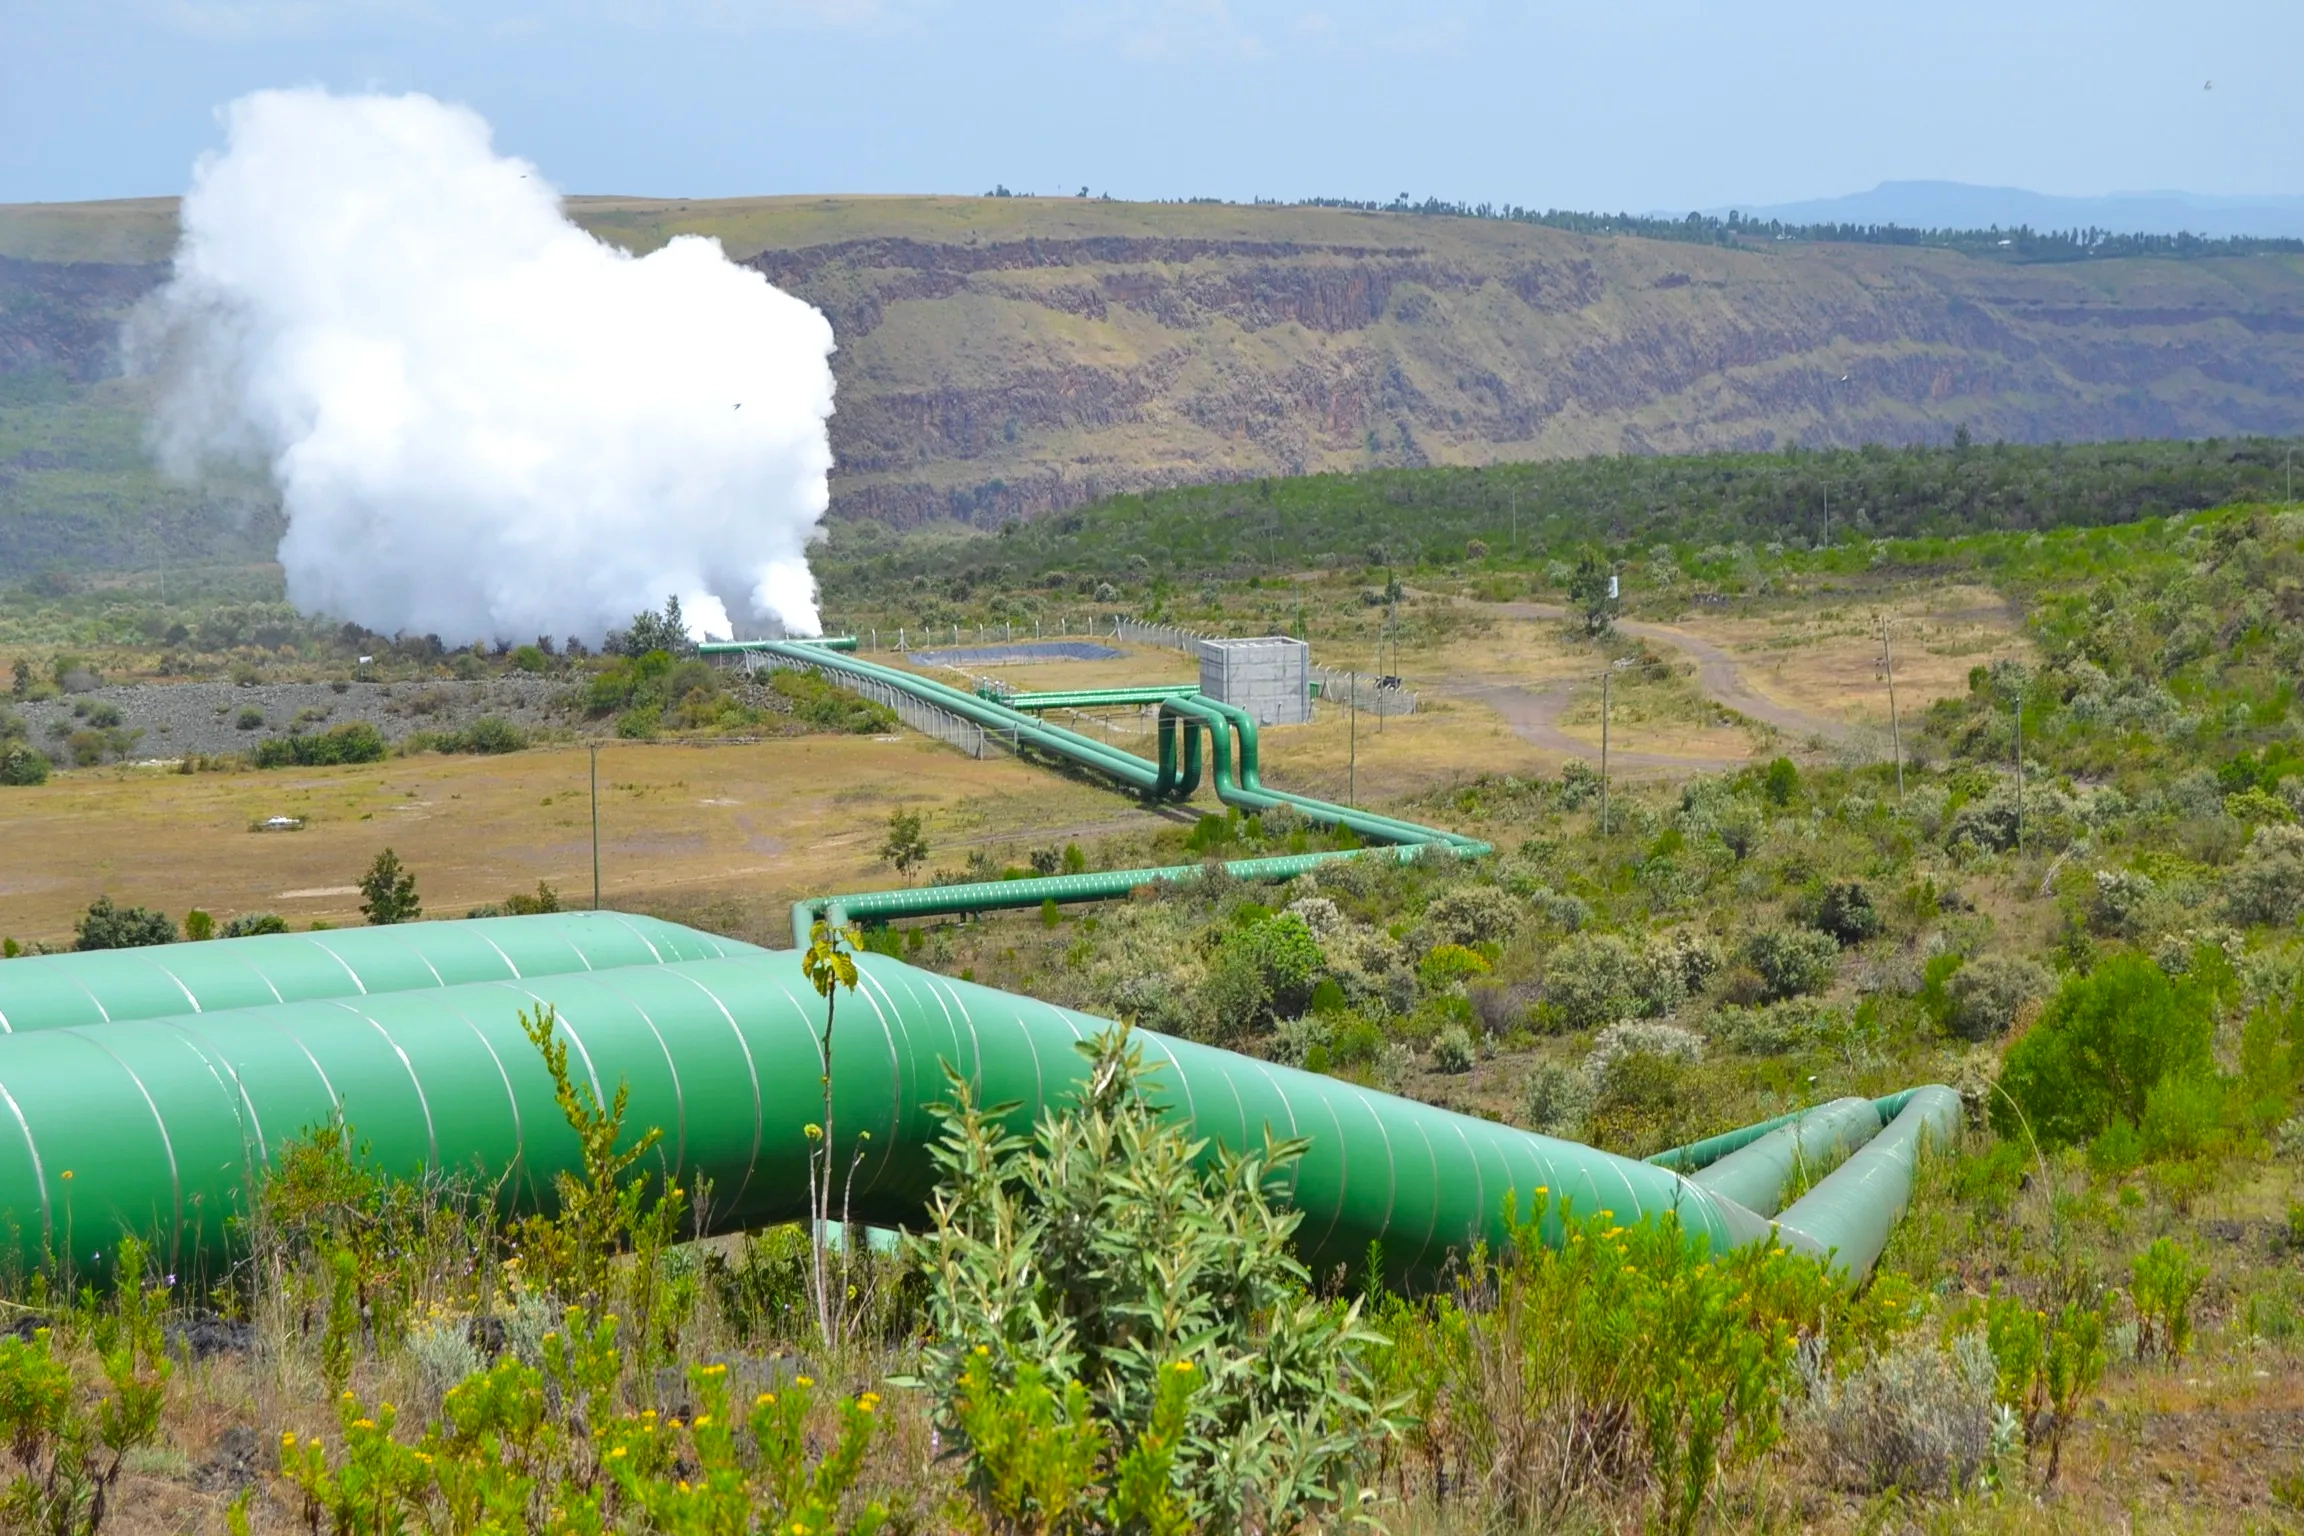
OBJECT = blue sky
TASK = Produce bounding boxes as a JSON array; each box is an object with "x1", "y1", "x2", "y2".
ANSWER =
[{"x1": 5, "y1": 1, "x2": 2299, "y2": 209}]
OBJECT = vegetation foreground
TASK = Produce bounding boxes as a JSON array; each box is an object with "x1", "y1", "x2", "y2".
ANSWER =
[{"x1": 5, "y1": 486, "x2": 2304, "y2": 1530}]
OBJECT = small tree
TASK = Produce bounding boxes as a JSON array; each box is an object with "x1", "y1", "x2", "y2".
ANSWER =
[
  {"x1": 878, "y1": 808, "x2": 930, "y2": 877},
  {"x1": 358, "y1": 849, "x2": 421, "y2": 925},
  {"x1": 801, "y1": 919, "x2": 865, "y2": 1351},
  {"x1": 73, "y1": 896, "x2": 175, "y2": 951},
  {"x1": 0, "y1": 744, "x2": 48, "y2": 787},
  {"x1": 1567, "y1": 551, "x2": 1616, "y2": 635}
]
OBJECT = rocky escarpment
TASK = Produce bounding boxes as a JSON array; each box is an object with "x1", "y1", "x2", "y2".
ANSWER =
[{"x1": 5, "y1": 195, "x2": 2304, "y2": 560}]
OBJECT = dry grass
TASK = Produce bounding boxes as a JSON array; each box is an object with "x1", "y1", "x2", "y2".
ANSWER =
[{"x1": 0, "y1": 734, "x2": 1170, "y2": 949}]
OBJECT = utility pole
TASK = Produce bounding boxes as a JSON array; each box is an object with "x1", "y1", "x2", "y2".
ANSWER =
[
  {"x1": 2013, "y1": 694, "x2": 2025, "y2": 858},
  {"x1": 1882, "y1": 619, "x2": 1905, "y2": 803},
  {"x1": 1510, "y1": 489, "x2": 1518, "y2": 553},
  {"x1": 1348, "y1": 671, "x2": 1357, "y2": 807},
  {"x1": 590, "y1": 744, "x2": 602, "y2": 910},
  {"x1": 1821, "y1": 485, "x2": 1829, "y2": 548},
  {"x1": 1600, "y1": 668, "x2": 1611, "y2": 837}
]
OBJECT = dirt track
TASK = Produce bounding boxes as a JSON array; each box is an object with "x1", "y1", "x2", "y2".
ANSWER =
[{"x1": 1424, "y1": 599, "x2": 1858, "y2": 771}]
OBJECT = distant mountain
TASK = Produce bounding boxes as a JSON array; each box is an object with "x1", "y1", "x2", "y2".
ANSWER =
[
  {"x1": 1706, "y1": 181, "x2": 2304, "y2": 240},
  {"x1": 5, "y1": 194, "x2": 2304, "y2": 566}
]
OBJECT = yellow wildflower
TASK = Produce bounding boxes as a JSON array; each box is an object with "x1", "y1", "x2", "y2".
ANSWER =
[{"x1": 796, "y1": 1375, "x2": 814, "y2": 1387}]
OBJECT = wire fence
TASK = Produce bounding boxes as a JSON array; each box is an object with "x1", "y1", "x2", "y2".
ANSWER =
[
  {"x1": 808, "y1": 614, "x2": 1416, "y2": 717},
  {"x1": 740, "y1": 651, "x2": 1018, "y2": 760}
]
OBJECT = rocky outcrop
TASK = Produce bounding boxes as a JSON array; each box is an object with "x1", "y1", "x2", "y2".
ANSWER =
[{"x1": 6, "y1": 196, "x2": 2304, "y2": 553}]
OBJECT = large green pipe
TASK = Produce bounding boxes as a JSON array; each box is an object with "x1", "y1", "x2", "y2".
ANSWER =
[
  {"x1": 1773, "y1": 1086, "x2": 1963, "y2": 1281},
  {"x1": 0, "y1": 914, "x2": 756, "y2": 1033},
  {"x1": 793, "y1": 847, "x2": 1441, "y2": 948},
  {"x1": 1686, "y1": 1097, "x2": 1885, "y2": 1218},
  {"x1": 0, "y1": 941, "x2": 1793, "y2": 1289},
  {"x1": 1007, "y1": 687, "x2": 1200, "y2": 711}
]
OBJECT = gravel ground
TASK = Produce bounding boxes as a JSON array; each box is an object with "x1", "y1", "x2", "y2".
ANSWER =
[{"x1": 11, "y1": 677, "x2": 580, "y2": 762}]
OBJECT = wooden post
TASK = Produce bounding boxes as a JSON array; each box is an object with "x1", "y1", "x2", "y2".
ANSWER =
[
  {"x1": 1349, "y1": 671, "x2": 1357, "y2": 807},
  {"x1": 2014, "y1": 695, "x2": 2024, "y2": 857},
  {"x1": 590, "y1": 744, "x2": 602, "y2": 910},
  {"x1": 1600, "y1": 669, "x2": 1611, "y2": 837},
  {"x1": 1883, "y1": 619, "x2": 1904, "y2": 803}
]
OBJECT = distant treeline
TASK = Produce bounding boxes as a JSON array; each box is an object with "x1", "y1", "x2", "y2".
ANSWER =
[
  {"x1": 818, "y1": 436, "x2": 2303, "y2": 596},
  {"x1": 1279, "y1": 196, "x2": 2304, "y2": 263}
]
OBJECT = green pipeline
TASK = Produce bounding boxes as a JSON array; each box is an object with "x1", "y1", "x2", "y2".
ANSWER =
[
  {"x1": 0, "y1": 913, "x2": 757, "y2": 1033},
  {"x1": 702, "y1": 641, "x2": 1491, "y2": 944},
  {"x1": 0, "y1": 923, "x2": 1953, "y2": 1290},
  {"x1": 1002, "y1": 686, "x2": 1201, "y2": 710}
]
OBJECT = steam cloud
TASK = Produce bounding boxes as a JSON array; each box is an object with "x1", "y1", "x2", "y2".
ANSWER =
[{"x1": 139, "y1": 89, "x2": 836, "y2": 643}]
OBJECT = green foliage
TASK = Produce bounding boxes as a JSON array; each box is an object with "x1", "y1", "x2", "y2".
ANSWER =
[
  {"x1": 879, "y1": 807, "x2": 930, "y2": 876},
  {"x1": 358, "y1": 848, "x2": 422, "y2": 925},
  {"x1": 772, "y1": 669, "x2": 898, "y2": 734},
  {"x1": 250, "y1": 721, "x2": 388, "y2": 768},
  {"x1": 1993, "y1": 954, "x2": 2215, "y2": 1147},
  {"x1": 1812, "y1": 881, "x2": 1881, "y2": 946},
  {"x1": 1566, "y1": 550, "x2": 1615, "y2": 635},
  {"x1": 281, "y1": 1340, "x2": 888, "y2": 1534},
  {"x1": 608, "y1": 596, "x2": 696, "y2": 659},
  {"x1": 71, "y1": 895, "x2": 173, "y2": 951},
  {"x1": 219, "y1": 911, "x2": 288, "y2": 937},
  {"x1": 1543, "y1": 931, "x2": 1683, "y2": 1030},
  {"x1": 1, "y1": 743, "x2": 52, "y2": 785},
  {"x1": 1942, "y1": 953, "x2": 2052, "y2": 1042},
  {"x1": 2131, "y1": 1237, "x2": 2209, "y2": 1362},
  {"x1": 1761, "y1": 757, "x2": 1800, "y2": 807},
  {"x1": 911, "y1": 1026, "x2": 1384, "y2": 1533},
  {"x1": 182, "y1": 907, "x2": 214, "y2": 942},
  {"x1": 1743, "y1": 926, "x2": 1839, "y2": 1002},
  {"x1": 1378, "y1": 1193, "x2": 1884, "y2": 1533},
  {"x1": 513, "y1": 1004, "x2": 682, "y2": 1328},
  {"x1": 1417, "y1": 942, "x2": 1491, "y2": 993},
  {"x1": 0, "y1": 1235, "x2": 171, "y2": 1536}
]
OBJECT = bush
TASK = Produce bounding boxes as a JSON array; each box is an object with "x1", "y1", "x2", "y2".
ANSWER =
[
  {"x1": 1422, "y1": 885, "x2": 1520, "y2": 948},
  {"x1": 457, "y1": 715, "x2": 528, "y2": 754},
  {"x1": 2132, "y1": 1238, "x2": 2209, "y2": 1361},
  {"x1": 1418, "y1": 942, "x2": 1491, "y2": 993},
  {"x1": 252, "y1": 722, "x2": 388, "y2": 768},
  {"x1": 1993, "y1": 954, "x2": 2215, "y2": 1147},
  {"x1": 1744, "y1": 926, "x2": 1840, "y2": 1001},
  {"x1": 1814, "y1": 881, "x2": 1882, "y2": 945},
  {"x1": 2222, "y1": 823, "x2": 2304, "y2": 926},
  {"x1": 913, "y1": 1027, "x2": 1384, "y2": 1532},
  {"x1": 1762, "y1": 756, "x2": 1800, "y2": 806},
  {"x1": 73, "y1": 895, "x2": 175, "y2": 950},
  {"x1": 2090, "y1": 867, "x2": 2158, "y2": 936},
  {"x1": 235, "y1": 706, "x2": 265, "y2": 731},
  {"x1": 0, "y1": 744, "x2": 48, "y2": 786},
  {"x1": 1545, "y1": 932, "x2": 1683, "y2": 1029},
  {"x1": 1807, "y1": 1335, "x2": 1998, "y2": 1495},
  {"x1": 1432, "y1": 1024, "x2": 1476, "y2": 1073},
  {"x1": 1943, "y1": 953, "x2": 2053, "y2": 1042},
  {"x1": 1225, "y1": 910, "x2": 1325, "y2": 1017},
  {"x1": 221, "y1": 912, "x2": 289, "y2": 937},
  {"x1": 358, "y1": 848, "x2": 422, "y2": 926},
  {"x1": 1524, "y1": 1060, "x2": 1595, "y2": 1138}
]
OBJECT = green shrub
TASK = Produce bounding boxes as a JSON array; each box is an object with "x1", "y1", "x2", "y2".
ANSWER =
[
  {"x1": 358, "y1": 849, "x2": 422, "y2": 926},
  {"x1": 1422, "y1": 885, "x2": 1520, "y2": 948},
  {"x1": 2221, "y1": 824, "x2": 2304, "y2": 926},
  {"x1": 0, "y1": 744, "x2": 49, "y2": 786},
  {"x1": 1432, "y1": 1023, "x2": 1476, "y2": 1073},
  {"x1": 1744, "y1": 926, "x2": 1840, "y2": 1001},
  {"x1": 1418, "y1": 942, "x2": 1491, "y2": 993},
  {"x1": 235, "y1": 706, "x2": 264, "y2": 731},
  {"x1": 2131, "y1": 1238, "x2": 2209, "y2": 1361},
  {"x1": 221, "y1": 912, "x2": 289, "y2": 937},
  {"x1": 1545, "y1": 931, "x2": 1684, "y2": 1029},
  {"x1": 913, "y1": 1027, "x2": 1384, "y2": 1532},
  {"x1": 252, "y1": 722, "x2": 388, "y2": 768},
  {"x1": 1992, "y1": 954, "x2": 2215, "y2": 1147},
  {"x1": 73, "y1": 895, "x2": 175, "y2": 950},
  {"x1": 1224, "y1": 910, "x2": 1324, "y2": 1017},
  {"x1": 1762, "y1": 756, "x2": 1800, "y2": 807},
  {"x1": 1813, "y1": 881, "x2": 1882, "y2": 945},
  {"x1": 1943, "y1": 953, "x2": 2053, "y2": 1042}
]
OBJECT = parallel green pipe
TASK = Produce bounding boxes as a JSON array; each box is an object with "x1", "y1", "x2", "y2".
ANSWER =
[
  {"x1": 0, "y1": 914, "x2": 755, "y2": 1034},
  {"x1": 1008, "y1": 686, "x2": 1200, "y2": 711},
  {"x1": 793, "y1": 847, "x2": 1439, "y2": 948},
  {"x1": 1687, "y1": 1097, "x2": 1885, "y2": 1219},
  {"x1": 705, "y1": 642, "x2": 1166, "y2": 796},
  {"x1": 1646, "y1": 1106, "x2": 1812, "y2": 1175},
  {"x1": 1772, "y1": 1085, "x2": 1963, "y2": 1282},
  {"x1": 0, "y1": 942, "x2": 1793, "y2": 1290}
]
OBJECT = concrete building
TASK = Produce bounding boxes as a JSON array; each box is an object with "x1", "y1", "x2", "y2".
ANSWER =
[{"x1": 1199, "y1": 636, "x2": 1311, "y2": 725}]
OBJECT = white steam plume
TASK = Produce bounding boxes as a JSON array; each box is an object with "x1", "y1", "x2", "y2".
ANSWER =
[{"x1": 137, "y1": 88, "x2": 836, "y2": 644}]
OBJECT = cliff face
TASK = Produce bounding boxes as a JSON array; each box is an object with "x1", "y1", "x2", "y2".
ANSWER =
[
  {"x1": 5, "y1": 193, "x2": 2304, "y2": 553},
  {"x1": 708, "y1": 202, "x2": 2304, "y2": 527}
]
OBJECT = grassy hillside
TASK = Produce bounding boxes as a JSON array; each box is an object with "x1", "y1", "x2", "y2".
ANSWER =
[{"x1": 7, "y1": 193, "x2": 2304, "y2": 575}]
